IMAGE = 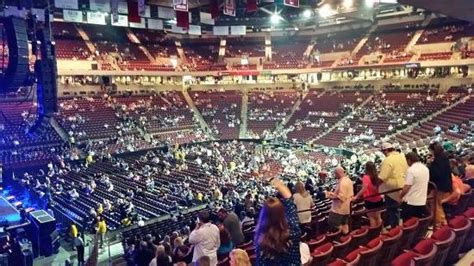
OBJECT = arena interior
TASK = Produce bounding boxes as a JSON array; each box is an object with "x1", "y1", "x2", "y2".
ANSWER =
[{"x1": 0, "y1": 0, "x2": 473, "y2": 265}]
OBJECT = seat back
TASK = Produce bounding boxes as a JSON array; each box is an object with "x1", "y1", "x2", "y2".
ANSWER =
[
  {"x1": 350, "y1": 227, "x2": 369, "y2": 249},
  {"x1": 430, "y1": 226, "x2": 456, "y2": 266},
  {"x1": 391, "y1": 252, "x2": 416, "y2": 266},
  {"x1": 412, "y1": 212, "x2": 432, "y2": 243},
  {"x1": 462, "y1": 208, "x2": 474, "y2": 252},
  {"x1": 452, "y1": 190, "x2": 472, "y2": 216},
  {"x1": 400, "y1": 217, "x2": 419, "y2": 251},
  {"x1": 412, "y1": 239, "x2": 438, "y2": 266},
  {"x1": 311, "y1": 242, "x2": 334, "y2": 266},
  {"x1": 331, "y1": 235, "x2": 352, "y2": 259},
  {"x1": 379, "y1": 227, "x2": 404, "y2": 264},
  {"x1": 468, "y1": 189, "x2": 474, "y2": 208},
  {"x1": 308, "y1": 235, "x2": 327, "y2": 251},
  {"x1": 446, "y1": 216, "x2": 472, "y2": 263},
  {"x1": 359, "y1": 237, "x2": 384, "y2": 266}
]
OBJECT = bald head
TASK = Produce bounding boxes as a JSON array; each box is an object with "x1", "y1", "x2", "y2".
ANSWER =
[
  {"x1": 335, "y1": 167, "x2": 345, "y2": 179},
  {"x1": 466, "y1": 165, "x2": 474, "y2": 179}
]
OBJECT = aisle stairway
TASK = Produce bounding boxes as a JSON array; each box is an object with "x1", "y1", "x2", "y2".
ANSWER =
[
  {"x1": 182, "y1": 89, "x2": 214, "y2": 139},
  {"x1": 240, "y1": 89, "x2": 249, "y2": 138}
]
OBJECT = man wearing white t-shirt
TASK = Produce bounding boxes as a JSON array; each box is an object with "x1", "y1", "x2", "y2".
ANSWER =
[
  {"x1": 189, "y1": 210, "x2": 220, "y2": 266},
  {"x1": 400, "y1": 152, "x2": 429, "y2": 221}
]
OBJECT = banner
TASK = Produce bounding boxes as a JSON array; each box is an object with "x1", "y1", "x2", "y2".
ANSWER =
[
  {"x1": 213, "y1": 26, "x2": 229, "y2": 35},
  {"x1": 246, "y1": 0, "x2": 257, "y2": 12},
  {"x1": 176, "y1": 10, "x2": 189, "y2": 30},
  {"x1": 200, "y1": 12, "x2": 215, "y2": 25},
  {"x1": 188, "y1": 25, "x2": 201, "y2": 35},
  {"x1": 87, "y1": 11, "x2": 106, "y2": 25},
  {"x1": 128, "y1": 1, "x2": 141, "y2": 23},
  {"x1": 158, "y1": 6, "x2": 175, "y2": 19},
  {"x1": 32, "y1": 9, "x2": 53, "y2": 22},
  {"x1": 55, "y1": 0, "x2": 78, "y2": 9},
  {"x1": 129, "y1": 17, "x2": 146, "y2": 28},
  {"x1": 230, "y1": 25, "x2": 246, "y2": 35},
  {"x1": 210, "y1": 0, "x2": 220, "y2": 18},
  {"x1": 224, "y1": 0, "x2": 236, "y2": 16},
  {"x1": 284, "y1": 0, "x2": 299, "y2": 7},
  {"x1": 111, "y1": 14, "x2": 128, "y2": 26},
  {"x1": 173, "y1": 0, "x2": 188, "y2": 12},
  {"x1": 63, "y1": 9, "x2": 83, "y2": 23},
  {"x1": 90, "y1": 0, "x2": 110, "y2": 12},
  {"x1": 148, "y1": 19, "x2": 164, "y2": 30}
]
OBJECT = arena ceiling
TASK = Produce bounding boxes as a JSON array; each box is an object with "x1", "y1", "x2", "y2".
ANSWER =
[{"x1": 398, "y1": 0, "x2": 474, "y2": 22}]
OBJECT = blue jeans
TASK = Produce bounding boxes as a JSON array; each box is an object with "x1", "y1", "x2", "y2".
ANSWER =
[{"x1": 384, "y1": 196, "x2": 400, "y2": 228}]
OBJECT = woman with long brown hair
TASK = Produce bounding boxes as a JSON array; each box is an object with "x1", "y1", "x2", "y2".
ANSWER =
[
  {"x1": 354, "y1": 161, "x2": 383, "y2": 227},
  {"x1": 255, "y1": 176, "x2": 301, "y2": 265},
  {"x1": 293, "y1": 181, "x2": 315, "y2": 225}
]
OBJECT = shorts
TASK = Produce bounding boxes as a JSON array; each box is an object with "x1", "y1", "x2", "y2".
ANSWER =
[
  {"x1": 364, "y1": 200, "x2": 384, "y2": 210},
  {"x1": 328, "y1": 212, "x2": 349, "y2": 227}
]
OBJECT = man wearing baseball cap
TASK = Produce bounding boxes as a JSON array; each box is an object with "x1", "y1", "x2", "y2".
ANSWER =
[{"x1": 379, "y1": 142, "x2": 408, "y2": 228}]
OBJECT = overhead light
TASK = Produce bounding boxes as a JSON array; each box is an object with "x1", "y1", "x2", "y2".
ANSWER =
[
  {"x1": 319, "y1": 4, "x2": 335, "y2": 18},
  {"x1": 302, "y1": 9, "x2": 312, "y2": 18},
  {"x1": 270, "y1": 13, "x2": 281, "y2": 24},
  {"x1": 343, "y1": 0, "x2": 353, "y2": 8}
]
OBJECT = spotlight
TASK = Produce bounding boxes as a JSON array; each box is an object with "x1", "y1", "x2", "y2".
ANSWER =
[
  {"x1": 270, "y1": 13, "x2": 281, "y2": 24},
  {"x1": 319, "y1": 4, "x2": 335, "y2": 18},
  {"x1": 302, "y1": 9, "x2": 312, "y2": 18}
]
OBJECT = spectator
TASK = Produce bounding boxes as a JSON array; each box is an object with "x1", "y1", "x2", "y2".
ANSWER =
[
  {"x1": 149, "y1": 245, "x2": 172, "y2": 266},
  {"x1": 400, "y1": 152, "x2": 429, "y2": 221},
  {"x1": 327, "y1": 167, "x2": 354, "y2": 234},
  {"x1": 463, "y1": 164, "x2": 474, "y2": 188},
  {"x1": 293, "y1": 181, "x2": 315, "y2": 225},
  {"x1": 353, "y1": 161, "x2": 383, "y2": 228},
  {"x1": 74, "y1": 232, "x2": 85, "y2": 265},
  {"x1": 195, "y1": 255, "x2": 211, "y2": 266},
  {"x1": 379, "y1": 142, "x2": 408, "y2": 229},
  {"x1": 428, "y1": 142, "x2": 453, "y2": 229},
  {"x1": 217, "y1": 227, "x2": 233, "y2": 255},
  {"x1": 97, "y1": 216, "x2": 107, "y2": 248},
  {"x1": 217, "y1": 208, "x2": 245, "y2": 246},
  {"x1": 254, "y1": 176, "x2": 301, "y2": 265},
  {"x1": 189, "y1": 210, "x2": 220, "y2": 265},
  {"x1": 229, "y1": 248, "x2": 251, "y2": 266}
]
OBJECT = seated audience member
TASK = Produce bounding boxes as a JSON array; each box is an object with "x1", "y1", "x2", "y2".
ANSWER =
[
  {"x1": 327, "y1": 167, "x2": 354, "y2": 234},
  {"x1": 229, "y1": 248, "x2": 251, "y2": 266},
  {"x1": 254, "y1": 175, "x2": 301, "y2": 265},
  {"x1": 195, "y1": 255, "x2": 211, "y2": 266},
  {"x1": 463, "y1": 165, "x2": 474, "y2": 188},
  {"x1": 353, "y1": 161, "x2": 383, "y2": 228},
  {"x1": 217, "y1": 208, "x2": 245, "y2": 247},
  {"x1": 293, "y1": 181, "x2": 315, "y2": 225},
  {"x1": 173, "y1": 245, "x2": 192, "y2": 264},
  {"x1": 149, "y1": 245, "x2": 172, "y2": 266},
  {"x1": 241, "y1": 208, "x2": 255, "y2": 228},
  {"x1": 189, "y1": 211, "x2": 220, "y2": 265},
  {"x1": 400, "y1": 152, "x2": 429, "y2": 220}
]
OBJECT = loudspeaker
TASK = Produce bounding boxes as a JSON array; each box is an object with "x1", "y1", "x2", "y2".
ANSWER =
[
  {"x1": 35, "y1": 26, "x2": 58, "y2": 114},
  {"x1": 0, "y1": 17, "x2": 31, "y2": 92}
]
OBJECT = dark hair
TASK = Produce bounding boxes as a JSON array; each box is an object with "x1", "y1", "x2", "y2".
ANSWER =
[
  {"x1": 198, "y1": 210, "x2": 211, "y2": 223},
  {"x1": 405, "y1": 152, "x2": 420, "y2": 163},
  {"x1": 254, "y1": 197, "x2": 290, "y2": 256},
  {"x1": 365, "y1": 161, "x2": 382, "y2": 186},
  {"x1": 429, "y1": 142, "x2": 445, "y2": 158}
]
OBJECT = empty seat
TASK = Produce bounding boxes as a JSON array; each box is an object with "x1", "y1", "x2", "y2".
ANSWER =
[
  {"x1": 311, "y1": 242, "x2": 334, "y2": 266},
  {"x1": 429, "y1": 226, "x2": 456, "y2": 266},
  {"x1": 379, "y1": 226, "x2": 404, "y2": 265},
  {"x1": 445, "y1": 215, "x2": 472, "y2": 264}
]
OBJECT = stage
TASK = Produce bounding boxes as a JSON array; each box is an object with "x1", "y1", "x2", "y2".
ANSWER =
[{"x1": 0, "y1": 196, "x2": 22, "y2": 226}]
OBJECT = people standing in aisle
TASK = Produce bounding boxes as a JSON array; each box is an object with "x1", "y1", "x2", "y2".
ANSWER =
[{"x1": 379, "y1": 143, "x2": 408, "y2": 229}]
